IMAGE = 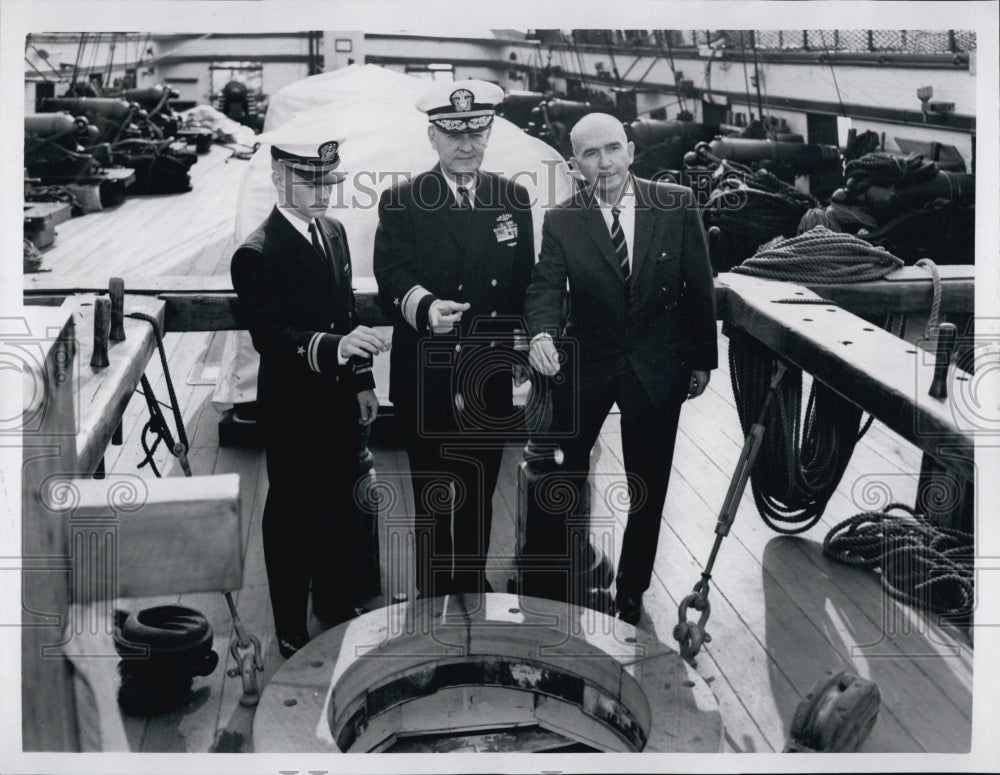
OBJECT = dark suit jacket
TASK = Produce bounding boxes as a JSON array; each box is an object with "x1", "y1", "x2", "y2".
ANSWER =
[
  {"x1": 524, "y1": 176, "x2": 717, "y2": 412},
  {"x1": 231, "y1": 207, "x2": 374, "y2": 444},
  {"x1": 373, "y1": 168, "x2": 534, "y2": 425}
]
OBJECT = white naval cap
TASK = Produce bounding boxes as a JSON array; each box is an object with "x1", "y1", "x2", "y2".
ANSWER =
[
  {"x1": 257, "y1": 122, "x2": 345, "y2": 179},
  {"x1": 416, "y1": 79, "x2": 505, "y2": 134}
]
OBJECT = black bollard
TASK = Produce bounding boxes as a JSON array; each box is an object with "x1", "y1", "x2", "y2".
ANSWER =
[
  {"x1": 929, "y1": 322, "x2": 957, "y2": 399},
  {"x1": 90, "y1": 297, "x2": 111, "y2": 368},
  {"x1": 109, "y1": 277, "x2": 126, "y2": 342}
]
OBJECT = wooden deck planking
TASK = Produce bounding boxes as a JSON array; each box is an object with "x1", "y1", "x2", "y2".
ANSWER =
[{"x1": 38, "y1": 145, "x2": 247, "y2": 279}]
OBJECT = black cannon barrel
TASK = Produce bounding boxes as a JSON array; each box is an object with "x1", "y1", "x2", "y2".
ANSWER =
[
  {"x1": 627, "y1": 118, "x2": 713, "y2": 149},
  {"x1": 122, "y1": 85, "x2": 178, "y2": 107},
  {"x1": 25, "y1": 112, "x2": 80, "y2": 137},
  {"x1": 708, "y1": 137, "x2": 842, "y2": 173},
  {"x1": 41, "y1": 97, "x2": 132, "y2": 120}
]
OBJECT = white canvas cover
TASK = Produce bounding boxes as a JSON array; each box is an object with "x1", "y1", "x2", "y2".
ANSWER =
[{"x1": 214, "y1": 64, "x2": 574, "y2": 409}]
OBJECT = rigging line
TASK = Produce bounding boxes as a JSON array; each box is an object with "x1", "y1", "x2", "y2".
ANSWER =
[
  {"x1": 88, "y1": 34, "x2": 101, "y2": 85},
  {"x1": 105, "y1": 32, "x2": 117, "y2": 88},
  {"x1": 749, "y1": 30, "x2": 766, "y2": 120},
  {"x1": 738, "y1": 31, "x2": 754, "y2": 119},
  {"x1": 71, "y1": 32, "x2": 87, "y2": 88},
  {"x1": 24, "y1": 56, "x2": 53, "y2": 83},
  {"x1": 27, "y1": 43, "x2": 60, "y2": 78},
  {"x1": 660, "y1": 30, "x2": 686, "y2": 114},
  {"x1": 568, "y1": 31, "x2": 588, "y2": 85},
  {"x1": 139, "y1": 32, "x2": 152, "y2": 73},
  {"x1": 819, "y1": 30, "x2": 846, "y2": 116},
  {"x1": 618, "y1": 52, "x2": 643, "y2": 82},
  {"x1": 632, "y1": 53, "x2": 661, "y2": 90},
  {"x1": 603, "y1": 29, "x2": 623, "y2": 86}
]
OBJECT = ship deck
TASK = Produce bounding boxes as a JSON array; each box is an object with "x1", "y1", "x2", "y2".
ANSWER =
[{"x1": 30, "y1": 144, "x2": 973, "y2": 754}]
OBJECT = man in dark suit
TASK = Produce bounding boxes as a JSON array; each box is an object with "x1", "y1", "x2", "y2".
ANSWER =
[
  {"x1": 231, "y1": 137, "x2": 389, "y2": 658},
  {"x1": 524, "y1": 112, "x2": 717, "y2": 624},
  {"x1": 374, "y1": 80, "x2": 535, "y2": 599}
]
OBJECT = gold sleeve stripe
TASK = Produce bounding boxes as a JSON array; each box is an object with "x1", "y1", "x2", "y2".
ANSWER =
[{"x1": 307, "y1": 332, "x2": 323, "y2": 373}]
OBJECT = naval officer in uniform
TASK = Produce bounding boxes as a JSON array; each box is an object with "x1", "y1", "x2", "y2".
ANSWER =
[
  {"x1": 231, "y1": 136, "x2": 389, "y2": 658},
  {"x1": 374, "y1": 79, "x2": 535, "y2": 599}
]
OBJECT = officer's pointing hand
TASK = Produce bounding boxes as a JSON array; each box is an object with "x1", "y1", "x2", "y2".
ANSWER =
[
  {"x1": 429, "y1": 300, "x2": 470, "y2": 334},
  {"x1": 340, "y1": 326, "x2": 390, "y2": 359},
  {"x1": 529, "y1": 335, "x2": 561, "y2": 377}
]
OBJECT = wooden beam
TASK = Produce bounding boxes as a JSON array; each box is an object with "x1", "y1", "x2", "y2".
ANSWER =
[
  {"x1": 718, "y1": 273, "x2": 975, "y2": 483},
  {"x1": 17, "y1": 307, "x2": 81, "y2": 751},
  {"x1": 796, "y1": 265, "x2": 974, "y2": 315},
  {"x1": 28, "y1": 268, "x2": 974, "y2": 334},
  {"x1": 25, "y1": 275, "x2": 236, "y2": 295},
  {"x1": 72, "y1": 295, "x2": 166, "y2": 475},
  {"x1": 58, "y1": 473, "x2": 242, "y2": 598}
]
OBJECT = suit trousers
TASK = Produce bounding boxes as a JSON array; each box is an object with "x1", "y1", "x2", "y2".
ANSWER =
[
  {"x1": 403, "y1": 423, "x2": 503, "y2": 598},
  {"x1": 524, "y1": 359, "x2": 687, "y2": 599},
  {"x1": 262, "y1": 420, "x2": 359, "y2": 639}
]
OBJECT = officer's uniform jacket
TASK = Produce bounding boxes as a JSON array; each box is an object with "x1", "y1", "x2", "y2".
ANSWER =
[
  {"x1": 373, "y1": 167, "x2": 534, "y2": 428},
  {"x1": 231, "y1": 206, "x2": 374, "y2": 438}
]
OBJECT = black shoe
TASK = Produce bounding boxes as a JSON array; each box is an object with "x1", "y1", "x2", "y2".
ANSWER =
[
  {"x1": 614, "y1": 591, "x2": 642, "y2": 625},
  {"x1": 277, "y1": 632, "x2": 309, "y2": 659}
]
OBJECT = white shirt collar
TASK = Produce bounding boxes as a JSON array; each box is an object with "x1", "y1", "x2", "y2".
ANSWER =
[
  {"x1": 278, "y1": 206, "x2": 313, "y2": 241},
  {"x1": 440, "y1": 170, "x2": 478, "y2": 208}
]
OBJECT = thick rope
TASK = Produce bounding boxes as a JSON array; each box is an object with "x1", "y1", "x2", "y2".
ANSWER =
[
  {"x1": 844, "y1": 151, "x2": 938, "y2": 190},
  {"x1": 727, "y1": 229, "x2": 906, "y2": 533},
  {"x1": 914, "y1": 258, "x2": 943, "y2": 337},
  {"x1": 823, "y1": 503, "x2": 974, "y2": 618},
  {"x1": 728, "y1": 332, "x2": 865, "y2": 534},
  {"x1": 730, "y1": 227, "x2": 905, "y2": 283}
]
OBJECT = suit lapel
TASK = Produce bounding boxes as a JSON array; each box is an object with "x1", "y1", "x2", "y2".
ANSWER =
[
  {"x1": 271, "y1": 208, "x2": 328, "y2": 285},
  {"x1": 631, "y1": 178, "x2": 656, "y2": 282},
  {"x1": 577, "y1": 194, "x2": 626, "y2": 283}
]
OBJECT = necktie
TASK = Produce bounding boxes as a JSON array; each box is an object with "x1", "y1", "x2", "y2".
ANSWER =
[
  {"x1": 309, "y1": 218, "x2": 334, "y2": 269},
  {"x1": 456, "y1": 185, "x2": 472, "y2": 210},
  {"x1": 611, "y1": 207, "x2": 629, "y2": 281}
]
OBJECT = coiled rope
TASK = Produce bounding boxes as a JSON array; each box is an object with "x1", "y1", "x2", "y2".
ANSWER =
[
  {"x1": 823, "y1": 503, "x2": 974, "y2": 618},
  {"x1": 702, "y1": 161, "x2": 820, "y2": 268},
  {"x1": 728, "y1": 229, "x2": 905, "y2": 533},
  {"x1": 729, "y1": 331, "x2": 866, "y2": 534},
  {"x1": 844, "y1": 151, "x2": 938, "y2": 190},
  {"x1": 730, "y1": 227, "x2": 905, "y2": 283}
]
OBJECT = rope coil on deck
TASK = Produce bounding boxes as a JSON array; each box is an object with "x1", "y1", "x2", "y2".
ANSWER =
[{"x1": 823, "y1": 503, "x2": 974, "y2": 618}]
